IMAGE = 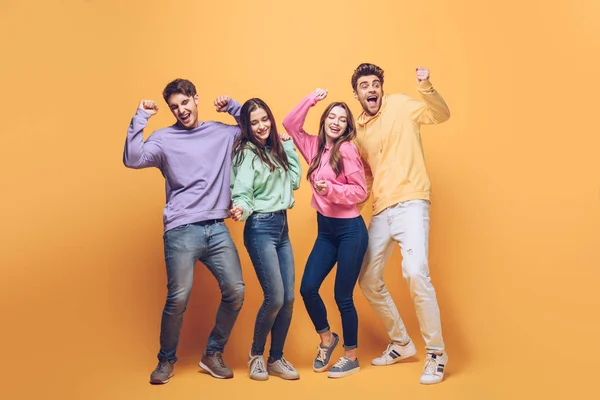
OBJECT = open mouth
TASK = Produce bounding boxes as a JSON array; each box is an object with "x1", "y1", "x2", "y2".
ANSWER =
[
  {"x1": 329, "y1": 125, "x2": 341, "y2": 135},
  {"x1": 367, "y1": 95, "x2": 378, "y2": 107},
  {"x1": 179, "y1": 112, "x2": 191, "y2": 124}
]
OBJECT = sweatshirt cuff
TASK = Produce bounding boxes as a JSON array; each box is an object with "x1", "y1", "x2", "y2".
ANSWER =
[
  {"x1": 282, "y1": 139, "x2": 296, "y2": 150},
  {"x1": 417, "y1": 79, "x2": 435, "y2": 93},
  {"x1": 135, "y1": 108, "x2": 152, "y2": 119}
]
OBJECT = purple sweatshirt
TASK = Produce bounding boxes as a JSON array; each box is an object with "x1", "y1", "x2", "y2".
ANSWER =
[{"x1": 123, "y1": 100, "x2": 241, "y2": 232}]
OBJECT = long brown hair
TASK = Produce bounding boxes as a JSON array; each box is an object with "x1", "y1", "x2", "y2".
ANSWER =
[
  {"x1": 306, "y1": 102, "x2": 356, "y2": 181},
  {"x1": 232, "y1": 98, "x2": 290, "y2": 172}
]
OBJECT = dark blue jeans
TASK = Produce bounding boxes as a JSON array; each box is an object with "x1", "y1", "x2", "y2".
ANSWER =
[
  {"x1": 244, "y1": 211, "x2": 295, "y2": 361},
  {"x1": 300, "y1": 213, "x2": 368, "y2": 350},
  {"x1": 158, "y1": 221, "x2": 244, "y2": 363}
]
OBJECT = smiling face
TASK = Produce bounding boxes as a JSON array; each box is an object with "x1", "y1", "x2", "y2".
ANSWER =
[
  {"x1": 249, "y1": 107, "x2": 272, "y2": 144},
  {"x1": 167, "y1": 93, "x2": 199, "y2": 129},
  {"x1": 353, "y1": 74, "x2": 383, "y2": 116},
  {"x1": 324, "y1": 106, "x2": 349, "y2": 145}
]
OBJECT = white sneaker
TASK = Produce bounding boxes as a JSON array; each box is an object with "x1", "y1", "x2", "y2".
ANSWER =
[
  {"x1": 371, "y1": 340, "x2": 417, "y2": 366},
  {"x1": 268, "y1": 357, "x2": 300, "y2": 380},
  {"x1": 420, "y1": 352, "x2": 448, "y2": 385},
  {"x1": 248, "y1": 352, "x2": 268, "y2": 381}
]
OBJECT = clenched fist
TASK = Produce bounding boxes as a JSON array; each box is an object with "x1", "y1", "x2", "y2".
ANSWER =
[
  {"x1": 139, "y1": 100, "x2": 159, "y2": 116},
  {"x1": 214, "y1": 95, "x2": 231, "y2": 112},
  {"x1": 314, "y1": 88, "x2": 328, "y2": 102},
  {"x1": 416, "y1": 67, "x2": 430, "y2": 82},
  {"x1": 229, "y1": 205, "x2": 243, "y2": 222}
]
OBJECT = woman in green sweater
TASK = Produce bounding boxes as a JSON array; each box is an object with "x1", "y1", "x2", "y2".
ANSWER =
[{"x1": 229, "y1": 98, "x2": 302, "y2": 381}]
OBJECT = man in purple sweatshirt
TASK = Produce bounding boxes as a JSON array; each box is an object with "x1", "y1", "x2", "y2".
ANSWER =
[{"x1": 123, "y1": 79, "x2": 245, "y2": 384}]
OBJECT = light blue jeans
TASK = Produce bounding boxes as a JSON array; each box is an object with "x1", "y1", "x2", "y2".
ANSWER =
[{"x1": 158, "y1": 220, "x2": 244, "y2": 363}]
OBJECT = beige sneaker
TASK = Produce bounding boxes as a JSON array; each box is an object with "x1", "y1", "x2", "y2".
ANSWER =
[
  {"x1": 248, "y1": 352, "x2": 268, "y2": 381},
  {"x1": 268, "y1": 357, "x2": 300, "y2": 380}
]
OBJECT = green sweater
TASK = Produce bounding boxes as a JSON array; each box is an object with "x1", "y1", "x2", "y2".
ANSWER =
[{"x1": 230, "y1": 140, "x2": 302, "y2": 221}]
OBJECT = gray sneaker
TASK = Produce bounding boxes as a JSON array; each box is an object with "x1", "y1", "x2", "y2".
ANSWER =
[
  {"x1": 199, "y1": 352, "x2": 234, "y2": 379},
  {"x1": 150, "y1": 360, "x2": 174, "y2": 384},
  {"x1": 327, "y1": 356, "x2": 360, "y2": 378},
  {"x1": 248, "y1": 352, "x2": 269, "y2": 381},
  {"x1": 313, "y1": 332, "x2": 340, "y2": 372},
  {"x1": 268, "y1": 357, "x2": 300, "y2": 380}
]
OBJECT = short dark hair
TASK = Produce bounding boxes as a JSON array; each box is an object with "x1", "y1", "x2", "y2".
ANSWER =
[
  {"x1": 162, "y1": 79, "x2": 197, "y2": 103},
  {"x1": 351, "y1": 63, "x2": 384, "y2": 90}
]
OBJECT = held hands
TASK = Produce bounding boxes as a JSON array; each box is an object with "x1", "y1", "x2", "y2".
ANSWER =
[
  {"x1": 214, "y1": 95, "x2": 231, "y2": 112},
  {"x1": 229, "y1": 205, "x2": 243, "y2": 222},
  {"x1": 416, "y1": 67, "x2": 430, "y2": 82},
  {"x1": 280, "y1": 132, "x2": 292, "y2": 141},
  {"x1": 314, "y1": 88, "x2": 328, "y2": 102},
  {"x1": 138, "y1": 100, "x2": 159, "y2": 116},
  {"x1": 314, "y1": 179, "x2": 328, "y2": 196}
]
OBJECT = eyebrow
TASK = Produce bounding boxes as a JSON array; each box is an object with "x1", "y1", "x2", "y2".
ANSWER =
[
  {"x1": 329, "y1": 112, "x2": 347, "y2": 118},
  {"x1": 360, "y1": 79, "x2": 381, "y2": 85}
]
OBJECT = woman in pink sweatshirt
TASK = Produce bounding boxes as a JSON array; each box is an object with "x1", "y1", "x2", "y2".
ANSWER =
[{"x1": 282, "y1": 88, "x2": 368, "y2": 378}]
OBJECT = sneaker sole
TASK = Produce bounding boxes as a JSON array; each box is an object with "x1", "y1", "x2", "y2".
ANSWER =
[
  {"x1": 420, "y1": 376, "x2": 444, "y2": 385},
  {"x1": 371, "y1": 347, "x2": 417, "y2": 366},
  {"x1": 268, "y1": 371, "x2": 300, "y2": 380},
  {"x1": 250, "y1": 374, "x2": 269, "y2": 381},
  {"x1": 313, "y1": 364, "x2": 330, "y2": 373},
  {"x1": 149, "y1": 373, "x2": 174, "y2": 385},
  {"x1": 198, "y1": 361, "x2": 233, "y2": 379},
  {"x1": 327, "y1": 367, "x2": 360, "y2": 378}
]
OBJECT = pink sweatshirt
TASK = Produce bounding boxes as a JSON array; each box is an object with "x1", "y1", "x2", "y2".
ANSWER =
[{"x1": 282, "y1": 93, "x2": 367, "y2": 218}]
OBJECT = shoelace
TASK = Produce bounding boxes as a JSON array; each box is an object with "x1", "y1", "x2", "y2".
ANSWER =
[
  {"x1": 316, "y1": 346, "x2": 328, "y2": 363},
  {"x1": 332, "y1": 357, "x2": 349, "y2": 369},
  {"x1": 157, "y1": 361, "x2": 169, "y2": 372},
  {"x1": 278, "y1": 357, "x2": 295, "y2": 371},
  {"x1": 423, "y1": 356, "x2": 437, "y2": 375},
  {"x1": 214, "y1": 353, "x2": 227, "y2": 368},
  {"x1": 382, "y1": 343, "x2": 395, "y2": 357},
  {"x1": 249, "y1": 356, "x2": 267, "y2": 374}
]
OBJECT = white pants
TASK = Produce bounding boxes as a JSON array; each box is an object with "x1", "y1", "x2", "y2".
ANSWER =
[{"x1": 359, "y1": 200, "x2": 445, "y2": 353}]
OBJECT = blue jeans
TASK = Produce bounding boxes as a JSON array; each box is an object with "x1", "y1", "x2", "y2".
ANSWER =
[
  {"x1": 300, "y1": 213, "x2": 368, "y2": 350},
  {"x1": 158, "y1": 220, "x2": 244, "y2": 363},
  {"x1": 243, "y1": 210, "x2": 295, "y2": 361}
]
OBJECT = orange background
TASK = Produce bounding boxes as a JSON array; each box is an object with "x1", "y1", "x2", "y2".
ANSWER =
[{"x1": 1, "y1": 1, "x2": 599, "y2": 399}]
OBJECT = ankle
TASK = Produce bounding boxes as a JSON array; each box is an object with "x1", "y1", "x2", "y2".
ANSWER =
[{"x1": 320, "y1": 331, "x2": 333, "y2": 346}]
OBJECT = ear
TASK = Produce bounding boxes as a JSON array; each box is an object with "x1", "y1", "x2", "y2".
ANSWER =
[
  {"x1": 352, "y1": 90, "x2": 358, "y2": 99},
  {"x1": 193, "y1": 94, "x2": 199, "y2": 106}
]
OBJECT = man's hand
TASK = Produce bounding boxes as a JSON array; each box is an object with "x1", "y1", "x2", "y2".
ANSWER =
[
  {"x1": 280, "y1": 132, "x2": 292, "y2": 141},
  {"x1": 138, "y1": 100, "x2": 159, "y2": 116},
  {"x1": 214, "y1": 95, "x2": 231, "y2": 112},
  {"x1": 416, "y1": 67, "x2": 430, "y2": 82}
]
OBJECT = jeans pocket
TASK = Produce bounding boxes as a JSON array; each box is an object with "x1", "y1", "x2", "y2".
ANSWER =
[{"x1": 253, "y1": 212, "x2": 275, "y2": 221}]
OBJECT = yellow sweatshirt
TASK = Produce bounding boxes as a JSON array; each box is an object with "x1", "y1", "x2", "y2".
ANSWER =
[{"x1": 354, "y1": 80, "x2": 450, "y2": 215}]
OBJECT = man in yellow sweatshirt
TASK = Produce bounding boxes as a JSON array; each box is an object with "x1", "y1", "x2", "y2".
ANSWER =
[{"x1": 351, "y1": 63, "x2": 450, "y2": 385}]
